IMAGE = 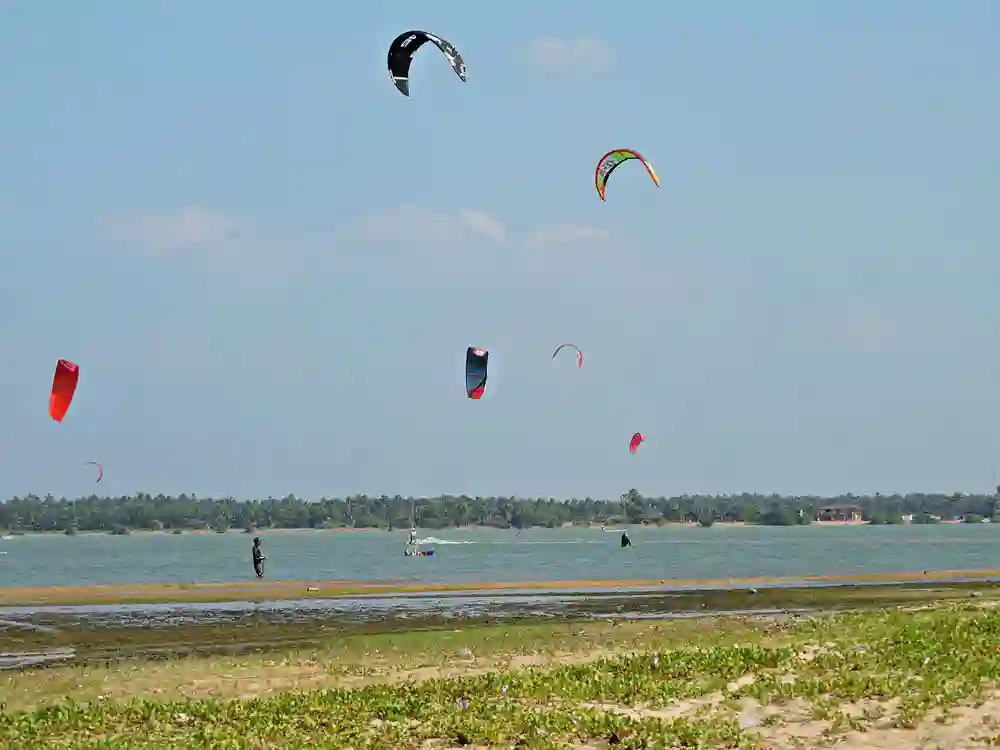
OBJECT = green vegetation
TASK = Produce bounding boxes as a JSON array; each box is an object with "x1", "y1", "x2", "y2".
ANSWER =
[
  {"x1": 4, "y1": 600, "x2": 1000, "y2": 748},
  {"x1": 0, "y1": 618, "x2": 766, "y2": 711},
  {"x1": 1, "y1": 488, "x2": 997, "y2": 534}
]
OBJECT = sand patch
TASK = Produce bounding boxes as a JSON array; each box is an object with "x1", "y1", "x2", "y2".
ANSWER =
[
  {"x1": 571, "y1": 692, "x2": 1000, "y2": 748},
  {"x1": 751, "y1": 695, "x2": 1000, "y2": 749}
]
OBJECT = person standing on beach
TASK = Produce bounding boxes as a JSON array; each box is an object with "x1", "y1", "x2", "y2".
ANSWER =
[{"x1": 252, "y1": 537, "x2": 267, "y2": 578}]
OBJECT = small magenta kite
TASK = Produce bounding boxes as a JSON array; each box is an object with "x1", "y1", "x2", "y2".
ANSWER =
[
  {"x1": 551, "y1": 343, "x2": 583, "y2": 369},
  {"x1": 595, "y1": 149, "x2": 660, "y2": 201},
  {"x1": 629, "y1": 432, "x2": 644, "y2": 454},
  {"x1": 49, "y1": 359, "x2": 79, "y2": 422},
  {"x1": 86, "y1": 461, "x2": 103, "y2": 483}
]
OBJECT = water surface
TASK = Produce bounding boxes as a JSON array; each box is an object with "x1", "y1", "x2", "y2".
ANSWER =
[{"x1": 2, "y1": 523, "x2": 997, "y2": 588}]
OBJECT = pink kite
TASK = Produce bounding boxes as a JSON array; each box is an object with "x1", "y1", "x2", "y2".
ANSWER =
[{"x1": 629, "y1": 432, "x2": 644, "y2": 454}]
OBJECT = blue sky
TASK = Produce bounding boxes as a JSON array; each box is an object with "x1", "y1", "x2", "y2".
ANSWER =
[{"x1": 1, "y1": 1, "x2": 997, "y2": 501}]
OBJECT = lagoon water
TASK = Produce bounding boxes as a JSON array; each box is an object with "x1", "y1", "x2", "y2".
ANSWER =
[{"x1": 1, "y1": 523, "x2": 999, "y2": 589}]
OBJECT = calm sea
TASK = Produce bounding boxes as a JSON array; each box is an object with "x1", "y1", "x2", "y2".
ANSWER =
[{"x1": 1, "y1": 523, "x2": 998, "y2": 589}]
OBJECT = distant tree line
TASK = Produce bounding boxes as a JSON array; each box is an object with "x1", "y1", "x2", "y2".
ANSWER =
[{"x1": 0, "y1": 490, "x2": 996, "y2": 535}]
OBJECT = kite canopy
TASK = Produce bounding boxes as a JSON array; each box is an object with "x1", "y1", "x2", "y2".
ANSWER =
[
  {"x1": 86, "y1": 461, "x2": 103, "y2": 483},
  {"x1": 595, "y1": 149, "x2": 660, "y2": 201},
  {"x1": 466, "y1": 347, "x2": 488, "y2": 399},
  {"x1": 551, "y1": 343, "x2": 583, "y2": 368},
  {"x1": 629, "y1": 432, "x2": 644, "y2": 454},
  {"x1": 387, "y1": 30, "x2": 467, "y2": 97},
  {"x1": 49, "y1": 359, "x2": 79, "y2": 422}
]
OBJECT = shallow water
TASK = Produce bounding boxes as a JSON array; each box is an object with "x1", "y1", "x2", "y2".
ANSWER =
[{"x1": 2, "y1": 523, "x2": 999, "y2": 588}]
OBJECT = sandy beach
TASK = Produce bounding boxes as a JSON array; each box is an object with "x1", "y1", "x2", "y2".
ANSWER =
[{"x1": 1, "y1": 567, "x2": 1000, "y2": 607}]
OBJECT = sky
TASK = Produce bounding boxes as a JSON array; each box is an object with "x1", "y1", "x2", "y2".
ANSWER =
[{"x1": 0, "y1": 1, "x2": 997, "y2": 501}]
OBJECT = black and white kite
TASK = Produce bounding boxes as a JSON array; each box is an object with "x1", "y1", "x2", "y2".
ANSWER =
[{"x1": 387, "y1": 30, "x2": 466, "y2": 97}]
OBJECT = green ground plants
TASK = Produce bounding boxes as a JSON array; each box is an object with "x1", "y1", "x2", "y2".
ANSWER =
[{"x1": 4, "y1": 602, "x2": 1000, "y2": 748}]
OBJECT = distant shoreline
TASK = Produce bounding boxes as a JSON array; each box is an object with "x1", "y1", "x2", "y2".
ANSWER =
[{"x1": 0, "y1": 518, "x2": 976, "y2": 538}]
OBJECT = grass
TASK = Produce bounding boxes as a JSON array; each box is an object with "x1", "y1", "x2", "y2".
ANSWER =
[
  {"x1": 0, "y1": 617, "x2": 773, "y2": 710},
  {"x1": 2, "y1": 567, "x2": 1000, "y2": 606},
  {"x1": 6, "y1": 599, "x2": 1000, "y2": 747}
]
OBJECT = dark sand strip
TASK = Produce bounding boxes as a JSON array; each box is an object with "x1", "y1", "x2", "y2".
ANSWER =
[{"x1": 1, "y1": 567, "x2": 999, "y2": 606}]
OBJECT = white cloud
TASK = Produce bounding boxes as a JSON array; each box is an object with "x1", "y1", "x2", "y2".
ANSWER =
[
  {"x1": 105, "y1": 206, "x2": 241, "y2": 256},
  {"x1": 525, "y1": 223, "x2": 609, "y2": 250},
  {"x1": 348, "y1": 205, "x2": 659, "y2": 289},
  {"x1": 101, "y1": 206, "x2": 302, "y2": 291},
  {"x1": 357, "y1": 205, "x2": 507, "y2": 245},
  {"x1": 528, "y1": 37, "x2": 614, "y2": 74},
  {"x1": 358, "y1": 206, "x2": 607, "y2": 252},
  {"x1": 459, "y1": 210, "x2": 506, "y2": 243}
]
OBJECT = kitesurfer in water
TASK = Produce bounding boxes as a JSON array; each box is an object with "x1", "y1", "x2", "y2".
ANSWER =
[
  {"x1": 252, "y1": 537, "x2": 267, "y2": 577},
  {"x1": 620, "y1": 530, "x2": 632, "y2": 548},
  {"x1": 404, "y1": 526, "x2": 417, "y2": 556}
]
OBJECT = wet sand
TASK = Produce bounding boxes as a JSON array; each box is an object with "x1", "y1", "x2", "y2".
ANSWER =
[{"x1": 1, "y1": 566, "x2": 999, "y2": 606}]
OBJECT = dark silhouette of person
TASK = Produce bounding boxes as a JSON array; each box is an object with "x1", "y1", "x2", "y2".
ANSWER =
[{"x1": 252, "y1": 537, "x2": 267, "y2": 578}]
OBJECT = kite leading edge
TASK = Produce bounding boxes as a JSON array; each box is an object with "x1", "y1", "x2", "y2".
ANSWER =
[{"x1": 551, "y1": 343, "x2": 583, "y2": 369}]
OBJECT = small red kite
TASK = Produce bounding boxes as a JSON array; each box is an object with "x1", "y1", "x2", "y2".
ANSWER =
[
  {"x1": 49, "y1": 359, "x2": 79, "y2": 422},
  {"x1": 629, "y1": 432, "x2": 644, "y2": 454}
]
